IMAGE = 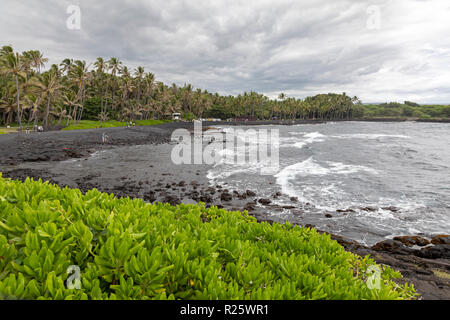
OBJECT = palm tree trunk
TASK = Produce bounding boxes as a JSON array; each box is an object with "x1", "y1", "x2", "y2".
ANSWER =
[
  {"x1": 15, "y1": 75, "x2": 22, "y2": 129},
  {"x1": 67, "y1": 107, "x2": 72, "y2": 126},
  {"x1": 72, "y1": 105, "x2": 78, "y2": 123},
  {"x1": 44, "y1": 96, "x2": 51, "y2": 127}
]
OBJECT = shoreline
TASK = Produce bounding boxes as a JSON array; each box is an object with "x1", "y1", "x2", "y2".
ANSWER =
[{"x1": 0, "y1": 120, "x2": 449, "y2": 299}]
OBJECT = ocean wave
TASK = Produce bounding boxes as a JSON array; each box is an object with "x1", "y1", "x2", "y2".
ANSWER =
[
  {"x1": 281, "y1": 131, "x2": 326, "y2": 149},
  {"x1": 331, "y1": 133, "x2": 410, "y2": 139},
  {"x1": 274, "y1": 157, "x2": 378, "y2": 199},
  {"x1": 276, "y1": 157, "x2": 378, "y2": 178}
]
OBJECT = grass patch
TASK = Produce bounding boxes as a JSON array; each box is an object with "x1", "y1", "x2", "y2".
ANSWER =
[
  {"x1": 0, "y1": 128, "x2": 18, "y2": 135},
  {"x1": 62, "y1": 120, "x2": 170, "y2": 131},
  {"x1": 433, "y1": 269, "x2": 450, "y2": 280},
  {"x1": 0, "y1": 176, "x2": 417, "y2": 300}
]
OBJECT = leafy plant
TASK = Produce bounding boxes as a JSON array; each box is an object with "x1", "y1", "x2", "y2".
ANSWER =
[{"x1": 0, "y1": 175, "x2": 418, "y2": 300}]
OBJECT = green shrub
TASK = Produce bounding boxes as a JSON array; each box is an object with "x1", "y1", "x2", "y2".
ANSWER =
[
  {"x1": 0, "y1": 175, "x2": 417, "y2": 300},
  {"x1": 62, "y1": 120, "x2": 169, "y2": 131}
]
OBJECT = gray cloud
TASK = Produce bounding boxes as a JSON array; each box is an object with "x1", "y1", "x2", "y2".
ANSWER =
[{"x1": 2, "y1": 0, "x2": 450, "y2": 103}]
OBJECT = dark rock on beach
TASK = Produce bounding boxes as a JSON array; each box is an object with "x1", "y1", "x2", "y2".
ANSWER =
[
  {"x1": 220, "y1": 192, "x2": 233, "y2": 202},
  {"x1": 382, "y1": 206, "x2": 401, "y2": 212},
  {"x1": 258, "y1": 198, "x2": 272, "y2": 205},
  {"x1": 322, "y1": 231, "x2": 450, "y2": 300},
  {"x1": 431, "y1": 235, "x2": 450, "y2": 245},
  {"x1": 371, "y1": 239, "x2": 416, "y2": 255},
  {"x1": 393, "y1": 235, "x2": 431, "y2": 247},
  {"x1": 417, "y1": 244, "x2": 450, "y2": 259},
  {"x1": 245, "y1": 190, "x2": 256, "y2": 197}
]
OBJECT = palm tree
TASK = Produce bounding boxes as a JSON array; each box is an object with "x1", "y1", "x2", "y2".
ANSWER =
[
  {"x1": 61, "y1": 90, "x2": 81, "y2": 126},
  {"x1": 60, "y1": 58, "x2": 73, "y2": 76},
  {"x1": 119, "y1": 78, "x2": 135, "y2": 111},
  {"x1": 27, "y1": 50, "x2": 48, "y2": 74},
  {"x1": 134, "y1": 66, "x2": 145, "y2": 103},
  {"x1": 107, "y1": 58, "x2": 122, "y2": 110},
  {"x1": 23, "y1": 93, "x2": 43, "y2": 128},
  {"x1": 0, "y1": 45, "x2": 13, "y2": 57},
  {"x1": 1, "y1": 52, "x2": 26, "y2": 129},
  {"x1": 0, "y1": 85, "x2": 17, "y2": 125},
  {"x1": 70, "y1": 60, "x2": 90, "y2": 122},
  {"x1": 30, "y1": 71, "x2": 63, "y2": 126},
  {"x1": 94, "y1": 57, "x2": 107, "y2": 116}
]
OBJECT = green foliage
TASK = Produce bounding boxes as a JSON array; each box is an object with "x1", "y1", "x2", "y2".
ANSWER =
[
  {"x1": 0, "y1": 175, "x2": 417, "y2": 300},
  {"x1": 80, "y1": 97, "x2": 103, "y2": 120},
  {"x1": 356, "y1": 102, "x2": 450, "y2": 119},
  {"x1": 62, "y1": 119, "x2": 170, "y2": 131},
  {"x1": 204, "y1": 105, "x2": 234, "y2": 119},
  {"x1": 182, "y1": 112, "x2": 196, "y2": 121}
]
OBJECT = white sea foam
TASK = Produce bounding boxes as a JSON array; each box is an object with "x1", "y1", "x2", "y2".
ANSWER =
[
  {"x1": 281, "y1": 131, "x2": 326, "y2": 149},
  {"x1": 331, "y1": 134, "x2": 410, "y2": 139},
  {"x1": 276, "y1": 157, "x2": 378, "y2": 178},
  {"x1": 274, "y1": 157, "x2": 378, "y2": 200}
]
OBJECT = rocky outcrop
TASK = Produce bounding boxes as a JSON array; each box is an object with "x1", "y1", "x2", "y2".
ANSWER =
[
  {"x1": 258, "y1": 198, "x2": 272, "y2": 205},
  {"x1": 306, "y1": 228, "x2": 450, "y2": 300},
  {"x1": 431, "y1": 235, "x2": 450, "y2": 245},
  {"x1": 393, "y1": 236, "x2": 431, "y2": 247}
]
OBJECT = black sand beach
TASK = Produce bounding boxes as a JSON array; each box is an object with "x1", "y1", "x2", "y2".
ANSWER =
[{"x1": 0, "y1": 121, "x2": 449, "y2": 300}]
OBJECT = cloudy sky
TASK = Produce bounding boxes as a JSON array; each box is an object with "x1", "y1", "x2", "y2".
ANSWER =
[{"x1": 2, "y1": 0, "x2": 450, "y2": 103}]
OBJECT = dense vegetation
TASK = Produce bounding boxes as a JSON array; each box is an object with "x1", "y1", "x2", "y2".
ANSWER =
[
  {"x1": 0, "y1": 175, "x2": 417, "y2": 300},
  {"x1": 1, "y1": 45, "x2": 448, "y2": 131},
  {"x1": 0, "y1": 45, "x2": 361, "y2": 129},
  {"x1": 353, "y1": 102, "x2": 450, "y2": 120},
  {"x1": 61, "y1": 119, "x2": 170, "y2": 131}
]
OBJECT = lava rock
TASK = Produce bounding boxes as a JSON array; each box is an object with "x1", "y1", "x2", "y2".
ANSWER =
[
  {"x1": 431, "y1": 235, "x2": 450, "y2": 245},
  {"x1": 243, "y1": 203, "x2": 257, "y2": 211},
  {"x1": 417, "y1": 244, "x2": 450, "y2": 259},
  {"x1": 220, "y1": 192, "x2": 233, "y2": 202},
  {"x1": 393, "y1": 236, "x2": 431, "y2": 247},
  {"x1": 359, "y1": 206, "x2": 378, "y2": 212},
  {"x1": 371, "y1": 239, "x2": 415, "y2": 255},
  {"x1": 272, "y1": 192, "x2": 282, "y2": 198},
  {"x1": 206, "y1": 187, "x2": 216, "y2": 194},
  {"x1": 382, "y1": 206, "x2": 401, "y2": 212},
  {"x1": 245, "y1": 190, "x2": 256, "y2": 197},
  {"x1": 199, "y1": 194, "x2": 213, "y2": 203},
  {"x1": 258, "y1": 198, "x2": 272, "y2": 205},
  {"x1": 161, "y1": 195, "x2": 179, "y2": 206},
  {"x1": 337, "y1": 208, "x2": 356, "y2": 213}
]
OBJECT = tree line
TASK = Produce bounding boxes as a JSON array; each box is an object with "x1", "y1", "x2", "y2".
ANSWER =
[
  {"x1": 353, "y1": 102, "x2": 450, "y2": 119},
  {"x1": 0, "y1": 45, "x2": 361, "y2": 129}
]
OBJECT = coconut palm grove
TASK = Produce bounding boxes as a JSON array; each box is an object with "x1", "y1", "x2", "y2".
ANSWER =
[
  {"x1": 0, "y1": 44, "x2": 397, "y2": 129},
  {"x1": 2, "y1": 45, "x2": 450, "y2": 130}
]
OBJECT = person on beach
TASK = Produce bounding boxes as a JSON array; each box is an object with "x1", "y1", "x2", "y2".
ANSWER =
[{"x1": 102, "y1": 132, "x2": 110, "y2": 144}]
